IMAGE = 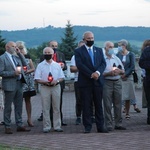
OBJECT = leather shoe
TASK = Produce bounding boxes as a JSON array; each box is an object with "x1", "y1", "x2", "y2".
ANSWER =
[
  {"x1": 17, "y1": 126, "x2": 31, "y2": 132},
  {"x1": 61, "y1": 122, "x2": 67, "y2": 126},
  {"x1": 107, "y1": 127, "x2": 113, "y2": 131},
  {"x1": 97, "y1": 128, "x2": 109, "y2": 133},
  {"x1": 54, "y1": 128, "x2": 63, "y2": 132},
  {"x1": 75, "y1": 117, "x2": 81, "y2": 125},
  {"x1": 84, "y1": 129, "x2": 91, "y2": 133},
  {"x1": 147, "y1": 118, "x2": 150, "y2": 125},
  {"x1": 114, "y1": 126, "x2": 126, "y2": 130},
  {"x1": 0, "y1": 121, "x2": 5, "y2": 125},
  {"x1": 5, "y1": 128, "x2": 13, "y2": 134}
]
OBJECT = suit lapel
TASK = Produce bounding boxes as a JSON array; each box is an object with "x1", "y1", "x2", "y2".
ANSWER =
[
  {"x1": 5, "y1": 53, "x2": 16, "y2": 70},
  {"x1": 93, "y1": 47, "x2": 96, "y2": 66},
  {"x1": 83, "y1": 46, "x2": 93, "y2": 64}
]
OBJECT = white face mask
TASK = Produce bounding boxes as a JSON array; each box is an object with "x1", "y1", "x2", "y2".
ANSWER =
[
  {"x1": 108, "y1": 49, "x2": 114, "y2": 55},
  {"x1": 118, "y1": 46, "x2": 123, "y2": 52}
]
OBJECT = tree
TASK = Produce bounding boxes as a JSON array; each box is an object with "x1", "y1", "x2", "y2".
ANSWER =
[
  {"x1": 28, "y1": 42, "x2": 47, "y2": 64},
  {"x1": 0, "y1": 31, "x2": 6, "y2": 55},
  {"x1": 59, "y1": 20, "x2": 77, "y2": 60}
]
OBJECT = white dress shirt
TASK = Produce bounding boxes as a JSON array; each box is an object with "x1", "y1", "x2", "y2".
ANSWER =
[{"x1": 34, "y1": 60, "x2": 65, "y2": 81}]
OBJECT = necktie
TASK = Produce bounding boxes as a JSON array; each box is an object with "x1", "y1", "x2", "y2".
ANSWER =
[
  {"x1": 12, "y1": 55, "x2": 21, "y2": 80},
  {"x1": 88, "y1": 48, "x2": 94, "y2": 65},
  {"x1": 12, "y1": 55, "x2": 18, "y2": 67}
]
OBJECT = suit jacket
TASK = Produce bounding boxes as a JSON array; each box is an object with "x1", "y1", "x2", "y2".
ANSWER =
[
  {"x1": 0, "y1": 52, "x2": 27, "y2": 91},
  {"x1": 139, "y1": 46, "x2": 150, "y2": 82},
  {"x1": 75, "y1": 45, "x2": 106, "y2": 87}
]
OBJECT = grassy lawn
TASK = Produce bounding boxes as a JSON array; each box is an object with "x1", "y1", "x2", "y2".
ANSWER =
[{"x1": 0, "y1": 144, "x2": 31, "y2": 150}]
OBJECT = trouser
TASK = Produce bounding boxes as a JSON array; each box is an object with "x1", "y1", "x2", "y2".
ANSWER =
[
  {"x1": 40, "y1": 85, "x2": 61, "y2": 130},
  {"x1": 4, "y1": 81, "x2": 23, "y2": 128},
  {"x1": 143, "y1": 78, "x2": 150, "y2": 118},
  {"x1": 80, "y1": 86, "x2": 104, "y2": 131},
  {"x1": 103, "y1": 79, "x2": 122, "y2": 128}
]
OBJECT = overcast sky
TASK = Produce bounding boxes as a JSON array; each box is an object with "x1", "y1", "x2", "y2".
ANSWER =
[{"x1": 0, "y1": 0, "x2": 150, "y2": 31}]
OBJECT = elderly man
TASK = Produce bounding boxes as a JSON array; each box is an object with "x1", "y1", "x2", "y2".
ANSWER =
[
  {"x1": 103, "y1": 41, "x2": 126, "y2": 131},
  {"x1": 34, "y1": 47, "x2": 65, "y2": 133},
  {"x1": 38, "y1": 40, "x2": 67, "y2": 126},
  {"x1": 0, "y1": 41, "x2": 30, "y2": 134}
]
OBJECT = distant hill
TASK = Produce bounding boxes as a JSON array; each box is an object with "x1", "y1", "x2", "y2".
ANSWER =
[{"x1": 1, "y1": 25, "x2": 150, "y2": 48}]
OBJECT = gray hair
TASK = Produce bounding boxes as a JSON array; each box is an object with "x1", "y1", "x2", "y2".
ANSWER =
[
  {"x1": 103, "y1": 41, "x2": 114, "y2": 48},
  {"x1": 118, "y1": 39, "x2": 128, "y2": 46},
  {"x1": 82, "y1": 31, "x2": 93, "y2": 40}
]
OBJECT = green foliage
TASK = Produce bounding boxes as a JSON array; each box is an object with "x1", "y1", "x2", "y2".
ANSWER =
[
  {"x1": 0, "y1": 31, "x2": 6, "y2": 55},
  {"x1": 1, "y1": 26, "x2": 150, "y2": 48},
  {"x1": 59, "y1": 20, "x2": 78, "y2": 60},
  {"x1": 28, "y1": 42, "x2": 47, "y2": 63}
]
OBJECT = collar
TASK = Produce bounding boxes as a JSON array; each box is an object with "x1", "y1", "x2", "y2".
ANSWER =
[
  {"x1": 85, "y1": 45, "x2": 93, "y2": 50},
  {"x1": 43, "y1": 59, "x2": 54, "y2": 65},
  {"x1": 5, "y1": 51, "x2": 12, "y2": 57},
  {"x1": 104, "y1": 54, "x2": 115, "y2": 59}
]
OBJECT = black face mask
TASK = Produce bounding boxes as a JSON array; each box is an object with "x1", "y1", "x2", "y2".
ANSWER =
[
  {"x1": 44, "y1": 54, "x2": 52, "y2": 60},
  {"x1": 53, "y1": 48, "x2": 57, "y2": 53},
  {"x1": 86, "y1": 40, "x2": 94, "y2": 47}
]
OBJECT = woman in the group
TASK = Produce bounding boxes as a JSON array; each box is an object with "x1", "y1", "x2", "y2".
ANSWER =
[
  {"x1": 16, "y1": 41, "x2": 36, "y2": 127},
  {"x1": 117, "y1": 39, "x2": 136, "y2": 119},
  {"x1": 139, "y1": 39, "x2": 150, "y2": 124}
]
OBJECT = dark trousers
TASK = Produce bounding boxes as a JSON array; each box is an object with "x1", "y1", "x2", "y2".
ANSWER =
[
  {"x1": 74, "y1": 81, "x2": 95, "y2": 118},
  {"x1": 74, "y1": 81, "x2": 82, "y2": 117},
  {"x1": 143, "y1": 78, "x2": 150, "y2": 118},
  {"x1": 80, "y1": 86, "x2": 104, "y2": 131}
]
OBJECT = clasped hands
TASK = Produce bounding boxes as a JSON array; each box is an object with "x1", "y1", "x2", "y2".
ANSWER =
[
  {"x1": 110, "y1": 68, "x2": 123, "y2": 76},
  {"x1": 91, "y1": 72, "x2": 99, "y2": 80},
  {"x1": 44, "y1": 80, "x2": 58, "y2": 86}
]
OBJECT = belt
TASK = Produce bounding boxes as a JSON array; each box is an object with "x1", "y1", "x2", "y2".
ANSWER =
[
  {"x1": 105, "y1": 79, "x2": 119, "y2": 81},
  {"x1": 17, "y1": 80, "x2": 21, "y2": 81},
  {"x1": 41, "y1": 84, "x2": 54, "y2": 87}
]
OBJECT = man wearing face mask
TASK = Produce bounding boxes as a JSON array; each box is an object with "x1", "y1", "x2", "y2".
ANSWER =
[
  {"x1": 34, "y1": 47, "x2": 65, "y2": 133},
  {"x1": 0, "y1": 41, "x2": 31, "y2": 134},
  {"x1": 103, "y1": 41, "x2": 126, "y2": 131},
  {"x1": 48, "y1": 40, "x2": 67, "y2": 126},
  {"x1": 75, "y1": 31, "x2": 108, "y2": 133},
  {"x1": 38, "y1": 40, "x2": 67, "y2": 126}
]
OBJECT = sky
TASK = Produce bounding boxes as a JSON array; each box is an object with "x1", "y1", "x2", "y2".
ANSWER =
[{"x1": 0, "y1": 0, "x2": 150, "y2": 31}]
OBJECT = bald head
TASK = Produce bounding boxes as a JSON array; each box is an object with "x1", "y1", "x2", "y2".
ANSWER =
[
  {"x1": 43, "y1": 47, "x2": 54, "y2": 61},
  {"x1": 83, "y1": 31, "x2": 94, "y2": 47},
  {"x1": 104, "y1": 41, "x2": 114, "y2": 50},
  {"x1": 43, "y1": 47, "x2": 54, "y2": 55},
  {"x1": 48, "y1": 41, "x2": 58, "y2": 49},
  {"x1": 83, "y1": 31, "x2": 94, "y2": 40},
  {"x1": 5, "y1": 41, "x2": 17, "y2": 54}
]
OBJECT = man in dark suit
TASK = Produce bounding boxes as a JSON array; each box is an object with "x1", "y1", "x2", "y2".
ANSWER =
[
  {"x1": 75, "y1": 31, "x2": 108, "y2": 133},
  {"x1": 0, "y1": 41, "x2": 31, "y2": 134}
]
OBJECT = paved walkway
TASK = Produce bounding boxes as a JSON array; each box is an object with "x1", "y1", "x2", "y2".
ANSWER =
[{"x1": 0, "y1": 87, "x2": 150, "y2": 150}]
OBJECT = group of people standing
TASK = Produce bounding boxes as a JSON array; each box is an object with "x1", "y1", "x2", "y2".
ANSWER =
[{"x1": 0, "y1": 31, "x2": 149, "y2": 134}]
